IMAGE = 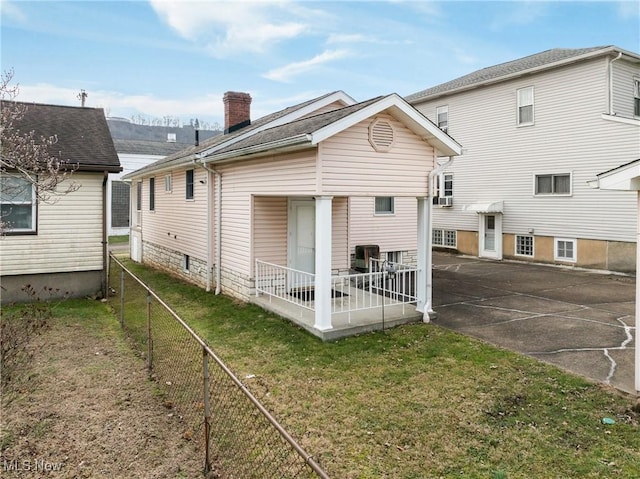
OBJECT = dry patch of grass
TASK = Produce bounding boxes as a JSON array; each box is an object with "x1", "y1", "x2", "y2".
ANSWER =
[
  {"x1": 121, "y1": 260, "x2": 640, "y2": 479},
  {"x1": 0, "y1": 300, "x2": 204, "y2": 479}
]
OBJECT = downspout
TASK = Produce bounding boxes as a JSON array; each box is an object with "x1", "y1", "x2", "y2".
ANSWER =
[
  {"x1": 102, "y1": 171, "x2": 109, "y2": 299},
  {"x1": 425, "y1": 157, "x2": 454, "y2": 317},
  {"x1": 608, "y1": 52, "x2": 623, "y2": 115},
  {"x1": 193, "y1": 158, "x2": 222, "y2": 294}
]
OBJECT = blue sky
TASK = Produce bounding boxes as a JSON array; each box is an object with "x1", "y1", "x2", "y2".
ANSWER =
[{"x1": 1, "y1": 0, "x2": 639, "y2": 127}]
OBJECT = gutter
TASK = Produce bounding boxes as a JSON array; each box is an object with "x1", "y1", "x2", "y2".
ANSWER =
[
  {"x1": 608, "y1": 52, "x2": 623, "y2": 115},
  {"x1": 203, "y1": 134, "x2": 312, "y2": 164},
  {"x1": 425, "y1": 156, "x2": 455, "y2": 319}
]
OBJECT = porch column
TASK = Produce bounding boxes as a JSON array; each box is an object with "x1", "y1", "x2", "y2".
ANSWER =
[
  {"x1": 314, "y1": 196, "x2": 333, "y2": 331},
  {"x1": 416, "y1": 196, "x2": 432, "y2": 321}
]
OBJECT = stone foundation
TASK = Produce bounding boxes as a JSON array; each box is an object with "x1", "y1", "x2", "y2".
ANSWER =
[{"x1": 142, "y1": 241, "x2": 210, "y2": 288}]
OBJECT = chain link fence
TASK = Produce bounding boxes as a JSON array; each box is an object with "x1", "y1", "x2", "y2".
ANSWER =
[{"x1": 108, "y1": 254, "x2": 329, "y2": 479}]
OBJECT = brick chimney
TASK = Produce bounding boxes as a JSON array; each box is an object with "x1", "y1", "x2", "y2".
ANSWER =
[{"x1": 223, "y1": 91, "x2": 251, "y2": 134}]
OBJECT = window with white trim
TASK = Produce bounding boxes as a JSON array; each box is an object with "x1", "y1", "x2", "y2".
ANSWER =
[
  {"x1": 433, "y1": 173, "x2": 453, "y2": 206},
  {"x1": 535, "y1": 173, "x2": 571, "y2": 195},
  {"x1": 375, "y1": 196, "x2": 394, "y2": 215},
  {"x1": 386, "y1": 251, "x2": 404, "y2": 264},
  {"x1": 0, "y1": 174, "x2": 36, "y2": 233},
  {"x1": 515, "y1": 235, "x2": 534, "y2": 256},
  {"x1": 436, "y1": 105, "x2": 448, "y2": 132},
  {"x1": 555, "y1": 238, "x2": 576, "y2": 262},
  {"x1": 433, "y1": 228, "x2": 457, "y2": 248},
  {"x1": 517, "y1": 86, "x2": 534, "y2": 125},
  {"x1": 165, "y1": 173, "x2": 172, "y2": 192},
  {"x1": 634, "y1": 78, "x2": 640, "y2": 117}
]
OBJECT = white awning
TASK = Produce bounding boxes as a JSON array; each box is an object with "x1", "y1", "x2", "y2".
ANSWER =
[{"x1": 464, "y1": 201, "x2": 504, "y2": 213}]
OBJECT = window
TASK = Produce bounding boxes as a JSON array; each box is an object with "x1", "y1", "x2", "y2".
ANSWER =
[
  {"x1": 111, "y1": 181, "x2": 130, "y2": 228},
  {"x1": 555, "y1": 238, "x2": 576, "y2": 262},
  {"x1": 0, "y1": 174, "x2": 36, "y2": 233},
  {"x1": 165, "y1": 174, "x2": 172, "y2": 192},
  {"x1": 386, "y1": 251, "x2": 404, "y2": 264},
  {"x1": 535, "y1": 173, "x2": 571, "y2": 195},
  {"x1": 515, "y1": 235, "x2": 534, "y2": 256},
  {"x1": 433, "y1": 229, "x2": 457, "y2": 248},
  {"x1": 183, "y1": 254, "x2": 190, "y2": 272},
  {"x1": 436, "y1": 105, "x2": 448, "y2": 132},
  {"x1": 136, "y1": 181, "x2": 142, "y2": 211},
  {"x1": 375, "y1": 196, "x2": 394, "y2": 215},
  {"x1": 517, "y1": 86, "x2": 534, "y2": 125},
  {"x1": 186, "y1": 169, "x2": 194, "y2": 200},
  {"x1": 433, "y1": 173, "x2": 453, "y2": 206},
  {"x1": 634, "y1": 78, "x2": 640, "y2": 117},
  {"x1": 149, "y1": 177, "x2": 155, "y2": 211}
]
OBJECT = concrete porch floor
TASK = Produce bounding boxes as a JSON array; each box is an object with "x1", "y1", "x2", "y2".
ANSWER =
[{"x1": 251, "y1": 292, "x2": 424, "y2": 341}]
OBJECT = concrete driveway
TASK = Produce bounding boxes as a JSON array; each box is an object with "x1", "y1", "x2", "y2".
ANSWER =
[{"x1": 432, "y1": 252, "x2": 636, "y2": 395}]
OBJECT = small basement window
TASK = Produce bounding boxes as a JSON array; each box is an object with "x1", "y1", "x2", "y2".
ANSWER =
[
  {"x1": 515, "y1": 235, "x2": 534, "y2": 256},
  {"x1": 374, "y1": 196, "x2": 394, "y2": 215}
]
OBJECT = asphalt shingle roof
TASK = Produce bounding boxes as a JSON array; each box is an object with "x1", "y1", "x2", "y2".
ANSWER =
[
  {"x1": 406, "y1": 46, "x2": 613, "y2": 102},
  {"x1": 128, "y1": 91, "x2": 348, "y2": 176},
  {"x1": 2, "y1": 101, "x2": 121, "y2": 172},
  {"x1": 210, "y1": 96, "x2": 384, "y2": 157},
  {"x1": 112, "y1": 139, "x2": 188, "y2": 156}
]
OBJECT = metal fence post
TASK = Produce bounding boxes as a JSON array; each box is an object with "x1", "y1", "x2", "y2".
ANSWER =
[
  {"x1": 203, "y1": 348, "x2": 212, "y2": 474},
  {"x1": 119, "y1": 268, "x2": 125, "y2": 328},
  {"x1": 146, "y1": 291, "x2": 152, "y2": 373}
]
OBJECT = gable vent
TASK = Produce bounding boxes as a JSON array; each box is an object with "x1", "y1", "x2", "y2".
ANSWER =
[{"x1": 368, "y1": 118, "x2": 394, "y2": 152}]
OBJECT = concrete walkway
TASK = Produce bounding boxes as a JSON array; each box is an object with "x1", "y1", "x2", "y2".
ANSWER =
[{"x1": 432, "y1": 252, "x2": 636, "y2": 395}]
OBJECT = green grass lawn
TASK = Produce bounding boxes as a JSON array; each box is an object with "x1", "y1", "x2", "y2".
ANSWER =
[
  {"x1": 108, "y1": 235, "x2": 129, "y2": 245},
  {"x1": 114, "y1": 260, "x2": 639, "y2": 479}
]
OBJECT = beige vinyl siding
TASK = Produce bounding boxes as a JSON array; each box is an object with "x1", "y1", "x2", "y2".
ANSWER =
[
  {"x1": 140, "y1": 167, "x2": 209, "y2": 262},
  {"x1": 612, "y1": 58, "x2": 640, "y2": 118},
  {"x1": 253, "y1": 196, "x2": 287, "y2": 266},
  {"x1": 320, "y1": 113, "x2": 434, "y2": 196},
  {"x1": 218, "y1": 150, "x2": 317, "y2": 277},
  {"x1": 332, "y1": 197, "x2": 349, "y2": 270},
  {"x1": 1, "y1": 173, "x2": 103, "y2": 275},
  {"x1": 349, "y1": 196, "x2": 418, "y2": 254},
  {"x1": 414, "y1": 56, "x2": 639, "y2": 243}
]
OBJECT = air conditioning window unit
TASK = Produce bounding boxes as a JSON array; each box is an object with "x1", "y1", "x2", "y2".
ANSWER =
[
  {"x1": 435, "y1": 196, "x2": 453, "y2": 207},
  {"x1": 354, "y1": 244, "x2": 380, "y2": 272}
]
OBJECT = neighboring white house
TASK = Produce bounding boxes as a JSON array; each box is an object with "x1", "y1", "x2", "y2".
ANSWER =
[
  {"x1": 0, "y1": 102, "x2": 121, "y2": 302},
  {"x1": 124, "y1": 91, "x2": 462, "y2": 339},
  {"x1": 407, "y1": 46, "x2": 640, "y2": 272}
]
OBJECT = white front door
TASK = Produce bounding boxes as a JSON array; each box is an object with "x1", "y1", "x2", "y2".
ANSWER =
[
  {"x1": 288, "y1": 199, "x2": 315, "y2": 274},
  {"x1": 479, "y1": 213, "x2": 502, "y2": 259}
]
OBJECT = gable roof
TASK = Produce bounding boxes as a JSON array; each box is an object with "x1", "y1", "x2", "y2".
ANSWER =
[
  {"x1": 1, "y1": 101, "x2": 121, "y2": 173},
  {"x1": 201, "y1": 93, "x2": 462, "y2": 163},
  {"x1": 406, "y1": 46, "x2": 640, "y2": 103},
  {"x1": 124, "y1": 91, "x2": 356, "y2": 178}
]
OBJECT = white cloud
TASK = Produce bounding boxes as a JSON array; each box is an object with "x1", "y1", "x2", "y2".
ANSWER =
[
  {"x1": 490, "y1": 1, "x2": 549, "y2": 30},
  {"x1": 149, "y1": 0, "x2": 309, "y2": 57},
  {"x1": 617, "y1": 0, "x2": 640, "y2": 19},
  {"x1": 0, "y1": 0, "x2": 27, "y2": 23},
  {"x1": 262, "y1": 49, "x2": 351, "y2": 83}
]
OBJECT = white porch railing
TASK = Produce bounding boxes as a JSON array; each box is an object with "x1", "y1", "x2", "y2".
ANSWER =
[{"x1": 255, "y1": 259, "x2": 418, "y2": 322}]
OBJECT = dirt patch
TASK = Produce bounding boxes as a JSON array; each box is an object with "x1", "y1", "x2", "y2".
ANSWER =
[{"x1": 1, "y1": 312, "x2": 205, "y2": 478}]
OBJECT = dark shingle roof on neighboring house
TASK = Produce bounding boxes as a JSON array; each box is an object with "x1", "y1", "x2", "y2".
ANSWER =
[
  {"x1": 406, "y1": 46, "x2": 620, "y2": 102},
  {"x1": 112, "y1": 139, "x2": 188, "y2": 156},
  {"x1": 2, "y1": 101, "x2": 121, "y2": 173}
]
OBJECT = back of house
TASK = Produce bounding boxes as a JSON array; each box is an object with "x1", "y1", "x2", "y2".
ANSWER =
[{"x1": 407, "y1": 45, "x2": 640, "y2": 272}]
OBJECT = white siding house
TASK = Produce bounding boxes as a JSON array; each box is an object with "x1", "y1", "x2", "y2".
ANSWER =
[
  {"x1": 125, "y1": 91, "x2": 462, "y2": 339},
  {"x1": 1, "y1": 102, "x2": 121, "y2": 302},
  {"x1": 407, "y1": 46, "x2": 640, "y2": 272}
]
